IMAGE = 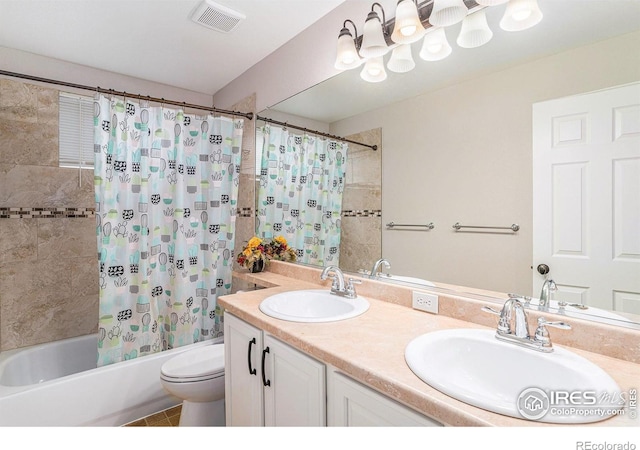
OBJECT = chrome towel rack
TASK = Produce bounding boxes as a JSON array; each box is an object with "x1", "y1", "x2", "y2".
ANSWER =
[
  {"x1": 452, "y1": 222, "x2": 520, "y2": 232},
  {"x1": 386, "y1": 222, "x2": 434, "y2": 230}
]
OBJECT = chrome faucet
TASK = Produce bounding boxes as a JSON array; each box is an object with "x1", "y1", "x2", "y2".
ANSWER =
[
  {"x1": 320, "y1": 265, "x2": 361, "y2": 299},
  {"x1": 369, "y1": 258, "x2": 390, "y2": 279},
  {"x1": 539, "y1": 278, "x2": 557, "y2": 308},
  {"x1": 482, "y1": 297, "x2": 571, "y2": 352},
  {"x1": 484, "y1": 297, "x2": 530, "y2": 339}
]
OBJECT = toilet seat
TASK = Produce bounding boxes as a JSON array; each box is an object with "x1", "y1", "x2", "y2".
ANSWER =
[{"x1": 160, "y1": 344, "x2": 224, "y2": 383}]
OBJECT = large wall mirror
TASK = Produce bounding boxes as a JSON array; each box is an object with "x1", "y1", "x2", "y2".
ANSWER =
[{"x1": 255, "y1": 0, "x2": 640, "y2": 329}]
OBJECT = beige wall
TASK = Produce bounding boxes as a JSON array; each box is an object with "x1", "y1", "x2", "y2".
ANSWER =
[
  {"x1": 329, "y1": 31, "x2": 640, "y2": 296},
  {"x1": 0, "y1": 50, "x2": 216, "y2": 351},
  {"x1": 0, "y1": 78, "x2": 98, "y2": 351}
]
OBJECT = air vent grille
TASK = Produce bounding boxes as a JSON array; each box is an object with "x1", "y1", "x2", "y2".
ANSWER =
[{"x1": 190, "y1": 0, "x2": 245, "y2": 33}]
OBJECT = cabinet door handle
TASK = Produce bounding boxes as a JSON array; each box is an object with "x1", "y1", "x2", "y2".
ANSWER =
[
  {"x1": 247, "y1": 337, "x2": 257, "y2": 376},
  {"x1": 261, "y1": 346, "x2": 271, "y2": 387}
]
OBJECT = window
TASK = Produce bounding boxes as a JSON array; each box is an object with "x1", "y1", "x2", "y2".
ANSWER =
[{"x1": 59, "y1": 92, "x2": 94, "y2": 168}]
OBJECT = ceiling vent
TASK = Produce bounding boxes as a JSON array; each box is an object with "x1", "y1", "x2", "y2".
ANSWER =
[{"x1": 190, "y1": 0, "x2": 245, "y2": 33}]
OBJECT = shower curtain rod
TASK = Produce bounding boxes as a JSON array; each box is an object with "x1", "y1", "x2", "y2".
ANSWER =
[
  {"x1": 0, "y1": 70, "x2": 254, "y2": 120},
  {"x1": 256, "y1": 115, "x2": 378, "y2": 151}
]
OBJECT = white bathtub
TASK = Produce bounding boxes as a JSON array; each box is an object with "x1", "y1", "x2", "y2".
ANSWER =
[{"x1": 0, "y1": 334, "x2": 222, "y2": 426}]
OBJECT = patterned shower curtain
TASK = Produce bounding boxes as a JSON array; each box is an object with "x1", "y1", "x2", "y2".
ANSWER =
[
  {"x1": 94, "y1": 94, "x2": 243, "y2": 366},
  {"x1": 256, "y1": 124, "x2": 348, "y2": 267}
]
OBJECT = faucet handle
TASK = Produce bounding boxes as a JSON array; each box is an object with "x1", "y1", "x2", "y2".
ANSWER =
[
  {"x1": 534, "y1": 317, "x2": 571, "y2": 349},
  {"x1": 537, "y1": 317, "x2": 571, "y2": 329},
  {"x1": 345, "y1": 278, "x2": 362, "y2": 298},
  {"x1": 322, "y1": 273, "x2": 339, "y2": 289},
  {"x1": 481, "y1": 306, "x2": 510, "y2": 333},
  {"x1": 481, "y1": 306, "x2": 501, "y2": 316}
]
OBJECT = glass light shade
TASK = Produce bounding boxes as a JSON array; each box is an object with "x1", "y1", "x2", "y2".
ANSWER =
[
  {"x1": 475, "y1": 0, "x2": 509, "y2": 5},
  {"x1": 387, "y1": 44, "x2": 415, "y2": 73},
  {"x1": 360, "y1": 12, "x2": 390, "y2": 58},
  {"x1": 391, "y1": 0, "x2": 426, "y2": 44},
  {"x1": 360, "y1": 56, "x2": 387, "y2": 82},
  {"x1": 334, "y1": 32, "x2": 361, "y2": 70},
  {"x1": 456, "y1": 10, "x2": 493, "y2": 48},
  {"x1": 500, "y1": 0, "x2": 543, "y2": 31},
  {"x1": 429, "y1": 0, "x2": 468, "y2": 28},
  {"x1": 419, "y1": 27, "x2": 452, "y2": 61}
]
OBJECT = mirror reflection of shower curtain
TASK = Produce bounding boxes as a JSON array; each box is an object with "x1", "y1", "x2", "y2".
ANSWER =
[
  {"x1": 256, "y1": 124, "x2": 348, "y2": 267},
  {"x1": 94, "y1": 94, "x2": 243, "y2": 366}
]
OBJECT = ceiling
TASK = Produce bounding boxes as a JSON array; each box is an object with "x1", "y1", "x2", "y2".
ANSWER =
[
  {"x1": 268, "y1": 0, "x2": 640, "y2": 123},
  {"x1": 1, "y1": 0, "x2": 639, "y2": 121},
  {"x1": 0, "y1": 0, "x2": 345, "y2": 95}
]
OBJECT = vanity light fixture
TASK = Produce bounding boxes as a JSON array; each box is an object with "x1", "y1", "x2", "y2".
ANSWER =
[
  {"x1": 360, "y1": 56, "x2": 388, "y2": 82},
  {"x1": 391, "y1": 0, "x2": 426, "y2": 44},
  {"x1": 387, "y1": 43, "x2": 416, "y2": 73},
  {"x1": 430, "y1": 0, "x2": 469, "y2": 27},
  {"x1": 456, "y1": 9, "x2": 493, "y2": 48},
  {"x1": 335, "y1": 0, "x2": 544, "y2": 82},
  {"x1": 359, "y1": 3, "x2": 391, "y2": 58},
  {"x1": 500, "y1": 0, "x2": 543, "y2": 31},
  {"x1": 334, "y1": 20, "x2": 362, "y2": 70},
  {"x1": 475, "y1": 0, "x2": 509, "y2": 5},
  {"x1": 419, "y1": 27, "x2": 452, "y2": 61}
]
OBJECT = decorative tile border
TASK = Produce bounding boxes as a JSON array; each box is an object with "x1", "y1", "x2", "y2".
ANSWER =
[
  {"x1": 238, "y1": 207, "x2": 253, "y2": 218},
  {"x1": 242, "y1": 208, "x2": 383, "y2": 218},
  {"x1": 342, "y1": 209, "x2": 382, "y2": 218},
  {"x1": 0, "y1": 207, "x2": 96, "y2": 219},
  {"x1": 0, "y1": 207, "x2": 382, "y2": 219}
]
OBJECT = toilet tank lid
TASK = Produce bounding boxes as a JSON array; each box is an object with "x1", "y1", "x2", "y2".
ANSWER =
[{"x1": 161, "y1": 344, "x2": 224, "y2": 378}]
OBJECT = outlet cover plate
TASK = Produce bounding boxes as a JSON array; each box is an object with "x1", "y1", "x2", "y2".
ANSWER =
[{"x1": 412, "y1": 290, "x2": 439, "y2": 314}]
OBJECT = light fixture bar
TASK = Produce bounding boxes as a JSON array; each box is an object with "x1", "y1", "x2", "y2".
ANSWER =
[
  {"x1": 337, "y1": 0, "x2": 544, "y2": 83},
  {"x1": 353, "y1": 0, "x2": 483, "y2": 48}
]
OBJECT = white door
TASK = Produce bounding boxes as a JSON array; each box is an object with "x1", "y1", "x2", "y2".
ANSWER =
[
  {"x1": 224, "y1": 314, "x2": 264, "y2": 426},
  {"x1": 327, "y1": 368, "x2": 441, "y2": 427},
  {"x1": 533, "y1": 83, "x2": 640, "y2": 314},
  {"x1": 263, "y1": 334, "x2": 326, "y2": 426}
]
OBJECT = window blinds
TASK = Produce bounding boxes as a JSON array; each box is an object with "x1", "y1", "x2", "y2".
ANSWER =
[{"x1": 59, "y1": 92, "x2": 94, "y2": 168}]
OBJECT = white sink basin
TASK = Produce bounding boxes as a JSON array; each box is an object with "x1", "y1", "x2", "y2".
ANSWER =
[
  {"x1": 405, "y1": 329, "x2": 623, "y2": 423},
  {"x1": 259, "y1": 289, "x2": 370, "y2": 323}
]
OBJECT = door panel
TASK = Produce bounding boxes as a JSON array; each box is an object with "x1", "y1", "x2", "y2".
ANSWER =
[{"x1": 533, "y1": 83, "x2": 640, "y2": 314}]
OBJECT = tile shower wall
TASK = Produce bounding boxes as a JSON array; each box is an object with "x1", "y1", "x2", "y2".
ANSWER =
[
  {"x1": 0, "y1": 78, "x2": 98, "y2": 351},
  {"x1": 227, "y1": 93, "x2": 257, "y2": 292},
  {"x1": 339, "y1": 128, "x2": 382, "y2": 274}
]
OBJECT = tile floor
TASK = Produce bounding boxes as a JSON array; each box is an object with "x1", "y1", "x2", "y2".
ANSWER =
[{"x1": 124, "y1": 405, "x2": 182, "y2": 427}]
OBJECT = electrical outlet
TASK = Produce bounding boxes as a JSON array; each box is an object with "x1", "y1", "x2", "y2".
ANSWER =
[{"x1": 412, "y1": 290, "x2": 439, "y2": 314}]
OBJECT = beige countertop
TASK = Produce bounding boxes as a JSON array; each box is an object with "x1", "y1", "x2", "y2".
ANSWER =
[{"x1": 219, "y1": 266, "x2": 640, "y2": 427}]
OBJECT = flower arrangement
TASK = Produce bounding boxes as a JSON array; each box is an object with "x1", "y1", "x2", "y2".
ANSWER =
[
  {"x1": 265, "y1": 235, "x2": 297, "y2": 262},
  {"x1": 236, "y1": 236, "x2": 268, "y2": 270},
  {"x1": 236, "y1": 235, "x2": 297, "y2": 271}
]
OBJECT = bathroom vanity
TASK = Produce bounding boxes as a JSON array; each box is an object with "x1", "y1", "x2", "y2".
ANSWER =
[
  {"x1": 219, "y1": 262, "x2": 640, "y2": 427},
  {"x1": 224, "y1": 312, "x2": 441, "y2": 426}
]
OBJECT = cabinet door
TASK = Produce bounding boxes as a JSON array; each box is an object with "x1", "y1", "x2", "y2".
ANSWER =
[
  {"x1": 224, "y1": 313, "x2": 264, "y2": 426},
  {"x1": 263, "y1": 334, "x2": 326, "y2": 426},
  {"x1": 327, "y1": 368, "x2": 442, "y2": 427}
]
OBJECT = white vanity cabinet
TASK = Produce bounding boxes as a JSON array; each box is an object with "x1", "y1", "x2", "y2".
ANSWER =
[
  {"x1": 327, "y1": 367, "x2": 442, "y2": 427},
  {"x1": 224, "y1": 313, "x2": 326, "y2": 426}
]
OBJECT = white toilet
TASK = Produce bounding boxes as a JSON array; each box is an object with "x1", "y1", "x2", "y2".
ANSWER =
[{"x1": 160, "y1": 343, "x2": 225, "y2": 426}]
